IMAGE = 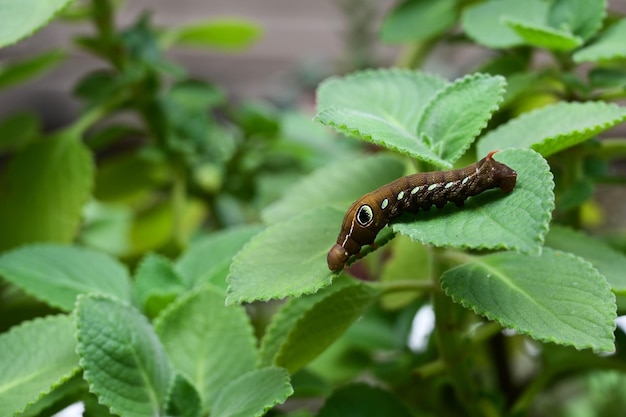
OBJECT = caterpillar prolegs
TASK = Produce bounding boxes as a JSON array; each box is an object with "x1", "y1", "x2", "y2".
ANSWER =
[{"x1": 327, "y1": 151, "x2": 517, "y2": 271}]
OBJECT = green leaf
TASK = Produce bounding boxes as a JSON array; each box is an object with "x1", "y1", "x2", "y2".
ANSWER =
[
  {"x1": 0, "y1": 50, "x2": 66, "y2": 90},
  {"x1": 211, "y1": 367, "x2": 292, "y2": 417},
  {"x1": 545, "y1": 226, "x2": 626, "y2": 295},
  {"x1": 262, "y1": 154, "x2": 405, "y2": 224},
  {"x1": 504, "y1": 18, "x2": 582, "y2": 51},
  {"x1": 0, "y1": 132, "x2": 94, "y2": 251},
  {"x1": 133, "y1": 253, "x2": 186, "y2": 318},
  {"x1": 76, "y1": 294, "x2": 174, "y2": 417},
  {"x1": 0, "y1": 0, "x2": 73, "y2": 47},
  {"x1": 315, "y1": 69, "x2": 450, "y2": 167},
  {"x1": 441, "y1": 248, "x2": 616, "y2": 352},
  {"x1": 0, "y1": 111, "x2": 40, "y2": 153},
  {"x1": 165, "y1": 374, "x2": 202, "y2": 417},
  {"x1": 154, "y1": 287, "x2": 257, "y2": 413},
  {"x1": 574, "y1": 19, "x2": 626, "y2": 63},
  {"x1": 392, "y1": 149, "x2": 554, "y2": 255},
  {"x1": 273, "y1": 281, "x2": 377, "y2": 373},
  {"x1": 476, "y1": 102, "x2": 626, "y2": 158},
  {"x1": 175, "y1": 225, "x2": 262, "y2": 289},
  {"x1": 258, "y1": 276, "x2": 358, "y2": 369},
  {"x1": 0, "y1": 315, "x2": 80, "y2": 417},
  {"x1": 462, "y1": 0, "x2": 549, "y2": 48},
  {"x1": 589, "y1": 68, "x2": 626, "y2": 88},
  {"x1": 0, "y1": 244, "x2": 132, "y2": 311},
  {"x1": 417, "y1": 73, "x2": 505, "y2": 163},
  {"x1": 548, "y1": 0, "x2": 606, "y2": 42},
  {"x1": 227, "y1": 207, "x2": 343, "y2": 304},
  {"x1": 380, "y1": 0, "x2": 457, "y2": 43},
  {"x1": 317, "y1": 383, "x2": 413, "y2": 417},
  {"x1": 171, "y1": 18, "x2": 263, "y2": 51}
]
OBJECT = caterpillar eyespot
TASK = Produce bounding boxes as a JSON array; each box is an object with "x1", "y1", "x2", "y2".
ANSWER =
[{"x1": 327, "y1": 151, "x2": 517, "y2": 272}]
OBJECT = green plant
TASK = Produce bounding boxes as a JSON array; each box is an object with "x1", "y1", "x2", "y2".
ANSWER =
[{"x1": 2, "y1": 0, "x2": 626, "y2": 416}]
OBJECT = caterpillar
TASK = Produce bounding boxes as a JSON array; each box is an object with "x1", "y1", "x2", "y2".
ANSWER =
[{"x1": 327, "y1": 151, "x2": 517, "y2": 271}]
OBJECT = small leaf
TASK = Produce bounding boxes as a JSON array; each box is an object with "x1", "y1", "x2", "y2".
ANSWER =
[
  {"x1": 548, "y1": 0, "x2": 606, "y2": 42},
  {"x1": 545, "y1": 225, "x2": 626, "y2": 294},
  {"x1": 165, "y1": 374, "x2": 202, "y2": 417},
  {"x1": 0, "y1": 315, "x2": 80, "y2": 417},
  {"x1": 227, "y1": 207, "x2": 343, "y2": 304},
  {"x1": 154, "y1": 287, "x2": 257, "y2": 413},
  {"x1": 0, "y1": 50, "x2": 67, "y2": 90},
  {"x1": 441, "y1": 248, "x2": 616, "y2": 352},
  {"x1": 476, "y1": 101, "x2": 626, "y2": 158},
  {"x1": 274, "y1": 281, "x2": 378, "y2": 373},
  {"x1": 462, "y1": 0, "x2": 548, "y2": 48},
  {"x1": 504, "y1": 18, "x2": 582, "y2": 51},
  {"x1": 574, "y1": 19, "x2": 626, "y2": 63},
  {"x1": 174, "y1": 225, "x2": 262, "y2": 289},
  {"x1": 392, "y1": 149, "x2": 554, "y2": 255},
  {"x1": 76, "y1": 295, "x2": 174, "y2": 417},
  {"x1": 315, "y1": 69, "x2": 450, "y2": 167},
  {"x1": 417, "y1": 73, "x2": 506, "y2": 163},
  {"x1": 0, "y1": 0, "x2": 73, "y2": 47},
  {"x1": 211, "y1": 367, "x2": 293, "y2": 417},
  {"x1": 317, "y1": 383, "x2": 413, "y2": 417},
  {"x1": 262, "y1": 154, "x2": 405, "y2": 224},
  {"x1": 0, "y1": 132, "x2": 94, "y2": 251},
  {"x1": 380, "y1": 0, "x2": 457, "y2": 43},
  {"x1": 0, "y1": 244, "x2": 132, "y2": 311},
  {"x1": 171, "y1": 18, "x2": 263, "y2": 51},
  {"x1": 133, "y1": 253, "x2": 187, "y2": 317}
]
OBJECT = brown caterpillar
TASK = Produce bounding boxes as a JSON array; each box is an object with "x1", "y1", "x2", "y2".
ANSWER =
[{"x1": 327, "y1": 151, "x2": 517, "y2": 271}]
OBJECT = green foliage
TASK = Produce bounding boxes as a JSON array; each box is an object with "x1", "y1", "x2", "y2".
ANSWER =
[{"x1": 2, "y1": 0, "x2": 626, "y2": 416}]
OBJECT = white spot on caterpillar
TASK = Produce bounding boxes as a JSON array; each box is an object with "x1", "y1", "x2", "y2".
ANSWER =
[
  {"x1": 411, "y1": 186, "x2": 420, "y2": 195},
  {"x1": 381, "y1": 198, "x2": 389, "y2": 209},
  {"x1": 397, "y1": 191, "x2": 405, "y2": 200},
  {"x1": 428, "y1": 183, "x2": 438, "y2": 191},
  {"x1": 445, "y1": 182, "x2": 454, "y2": 189},
  {"x1": 462, "y1": 176, "x2": 469, "y2": 185}
]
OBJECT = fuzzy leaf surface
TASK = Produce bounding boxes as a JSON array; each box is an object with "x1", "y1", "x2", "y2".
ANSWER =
[
  {"x1": 0, "y1": 315, "x2": 80, "y2": 417},
  {"x1": 315, "y1": 69, "x2": 450, "y2": 167},
  {"x1": 545, "y1": 226, "x2": 626, "y2": 295},
  {"x1": 441, "y1": 249, "x2": 616, "y2": 352},
  {"x1": 548, "y1": 0, "x2": 606, "y2": 42},
  {"x1": 392, "y1": 149, "x2": 553, "y2": 255},
  {"x1": 154, "y1": 287, "x2": 257, "y2": 413},
  {"x1": 477, "y1": 102, "x2": 626, "y2": 158},
  {"x1": 317, "y1": 383, "x2": 413, "y2": 417},
  {"x1": 76, "y1": 295, "x2": 173, "y2": 417},
  {"x1": 0, "y1": 133, "x2": 94, "y2": 251},
  {"x1": 262, "y1": 154, "x2": 405, "y2": 224},
  {"x1": 417, "y1": 73, "x2": 505, "y2": 163},
  {"x1": 380, "y1": 0, "x2": 457, "y2": 43},
  {"x1": 574, "y1": 19, "x2": 626, "y2": 63},
  {"x1": 0, "y1": 244, "x2": 131, "y2": 311},
  {"x1": 227, "y1": 207, "x2": 343, "y2": 304},
  {"x1": 175, "y1": 225, "x2": 262, "y2": 289},
  {"x1": 211, "y1": 367, "x2": 293, "y2": 417},
  {"x1": 0, "y1": 0, "x2": 73, "y2": 47}
]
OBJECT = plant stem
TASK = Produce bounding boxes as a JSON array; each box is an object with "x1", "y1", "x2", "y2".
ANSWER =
[
  {"x1": 430, "y1": 247, "x2": 499, "y2": 417},
  {"x1": 413, "y1": 359, "x2": 446, "y2": 378}
]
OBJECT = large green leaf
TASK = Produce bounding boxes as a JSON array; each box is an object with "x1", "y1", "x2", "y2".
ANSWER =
[
  {"x1": 574, "y1": 19, "x2": 626, "y2": 63},
  {"x1": 0, "y1": 132, "x2": 94, "y2": 251},
  {"x1": 262, "y1": 154, "x2": 405, "y2": 224},
  {"x1": 545, "y1": 226, "x2": 626, "y2": 295},
  {"x1": 154, "y1": 287, "x2": 257, "y2": 413},
  {"x1": 476, "y1": 102, "x2": 626, "y2": 158},
  {"x1": 0, "y1": 0, "x2": 73, "y2": 47},
  {"x1": 380, "y1": 0, "x2": 457, "y2": 43},
  {"x1": 392, "y1": 149, "x2": 553, "y2": 255},
  {"x1": 317, "y1": 383, "x2": 413, "y2": 417},
  {"x1": 76, "y1": 295, "x2": 173, "y2": 417},
  {"x1": 0, "y1": 315, "x2": 80, "y2": 417},
  {"x1": 441, "y1": 249, "x2": 616, "y2": 352},
  {"x1": 211, "y1": 367, "x2": 292, "y2": 417},
  {"x1": 0, "y1": 244, "x2": 132, "y2": 311},
  {"x1": 315, "y1": 69, "x2": 450, "y2": 167}
]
